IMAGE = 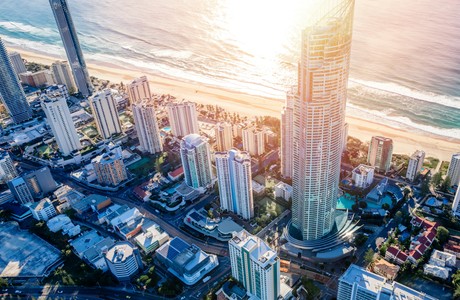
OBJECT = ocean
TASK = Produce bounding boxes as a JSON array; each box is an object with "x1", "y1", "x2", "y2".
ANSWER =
[{"x1": 0, "y1": 0, "x2": 459, "y2": 140}]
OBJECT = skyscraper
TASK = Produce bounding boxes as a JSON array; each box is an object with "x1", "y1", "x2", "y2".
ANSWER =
[
  {"x1": 289, "y1": 0, "x2": 355, "y2": 241},
  {"x1": 127, "y1": 76, "x2": 151, "y2": 104},
  {"x1": 229, "y1": 230, "x2": 280, "y2": 300},
  {"x1": 0, "y1": 151, "x2": 17, "y2": 184},
  {"x1": 242, "y1": 126, "x2": 265, "y2": 157},
  {"x1": 132, "y1": 100, "x2": 163, "y2": 154},
  {"x1": 215, "y1": 150, "x2": 253, "y2": 219},
  {"x1": 180, "y1": 134, "x2": 213, "y2": 189},
  {"x1": 51, "y1": 61, "x2": 77, "y2": 92},
  {"x1": 41, "y1": 94, "x2": 81, "y2": 156},
  {"x1": 8, "y1": 52, "x2": 27, "y2": 77},
  {"x1": 49, "y1": 0, "x2": 93, "y2": 97},
  {"x1": 215, "y1": 122, "x2": 233, "y2": 152},
  {"x1": 368, "y1": 136, "x2": 393, "y2": 172},
  {"x1": 281, "y1": 89, "x2": 295, "y2": 178},
  {"x1": 0, "y1": 38, "x2": 32, "y2": 123},
  {"x1": 447, "y1": 153, "x2": 460, "y2": 186},
  {"x1": 406, "y1": 150, "x2": 425, "y2": 182},
  {"x1": 167, "y1": 102, "x2": 199, "y2": 137},
  {"x1": 89, "y1": 89, "x2": 122, "y2": 140}
]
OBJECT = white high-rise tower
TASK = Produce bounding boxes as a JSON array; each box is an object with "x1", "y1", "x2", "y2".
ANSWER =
[
  {"x1": 180, "y1": 134, "x2": 213, "y2": 189},
  {"x1": 281, "y1": 89, "x2": 296, "y2": 178},
  {"x1": 167, "y1": 102, "x2": 199, "y2": 137},
  {"x1": 132, "y1": 100, "x2": 163, "y2": 154},
  {"x1": 127, "y1": 76, "x2": 151, "y2": 104},
  {"x1": 89, "y1": 89, "x2": 122, "y2": 140}
]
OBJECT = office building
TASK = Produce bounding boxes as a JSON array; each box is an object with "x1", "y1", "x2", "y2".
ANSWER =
[
  {"x1": 167, "y1": 102, "x2": 199, "y2": 137},
  {"x1": 51, "y1": 60, "x2": 77, "y2": 92},
  {"x1": 41, "y1": 94, "x2": 81, "y2": 156},
  {"x1": 368, "y1": 136, "x2": 393, "y2": 172},
  {"x1": 105, "y1": 241, "x2": 143, "y2": 281},
  {"x1": 242, "y1": 126, "x2": 265, "y2": 157},
  {"x1": 281, "y1": 89, "x2": 295, "y2": 178},
  {"x1": 0, "y1": 37, "x2": 32, "y2": 123},
  {"x1": 8, "y1": 51, "x2": 27, "y2": 76},
  {"x1": 22, "y1": 167, "x2": 58, "y2": 198},
  {"x1": 49, "y1": 0, "x2": 93, "y2": 96},
  {"x1": 19, "y1": 70, "x2": 55, "y2": 87},
  {"x1": 337, "y1": 264, "x2": 436, "y2": 300},
  {"x1": 7, "y1": 177, "x2": 34, "y2": 204},
  {"x1": 229, "y1": 230, "x2": 280, "y2": 300},
  {"x1": 215, "y1": 122, "x2": 233, "y2": 152},
  {"x1": 180, "y1": 134, "x2": 213, "y2": 189},
  {"x1": 352, "y1": 164, "x2": 375, "y2": 189},
  {"x1": 406, "y1": 150, "x2": 426, "y2": 182},
  {"x1": 89, "y1": 89, "x2": 122, "y2": 139},
  {"x1": 132, "y1": 100, "x2": 163, "y2": 154},
  {"x1": 215, "y1": 150, "x2": 254, "y2": 219},
  {"x1": 0, "y1": 151, "x2": 17, "y2": 184},
  {"x1": 133, "y1": 220, "x2": 169, "y2": 254},
  {"x1": 127, "y1": 76, "x2": 151, "y2": 104},
  {"x1": 71, "y1": 230, "x2": 115, "y2": 271},
  {"x1": 92, "y1": 151, "x2": 128, "y2": 187},
  {"x1": 29, "y1": 198, "x2": 57, "y2": 221},
  {"x1": 447, "y1": 153, "x2": 460, "y2": 186}
]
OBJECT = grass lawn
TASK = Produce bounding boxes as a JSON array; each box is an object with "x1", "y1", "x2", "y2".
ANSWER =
[
  {"x1": 36, "y1": 144, "x2": 54, "y2": 157},
  {"x1": 128, "y1": 155, "x2": 165, "y2": 178},
  {"x1": 423, "y1": 157, "x2": 440, "y2": 169},
  {"x1": 259, "y1": 197, "x2": 285, "y2": 216},
  {"x1": 81, "y1": 125, "x2": 98, "y2": 138},
  {"x1": 440, "y1": 161, "x2": 450, "y2": 175}
]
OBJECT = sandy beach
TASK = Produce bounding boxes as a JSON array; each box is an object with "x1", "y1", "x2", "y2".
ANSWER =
[{"x1": 10, "y1": 47, "x2": 459, "y2": 162}]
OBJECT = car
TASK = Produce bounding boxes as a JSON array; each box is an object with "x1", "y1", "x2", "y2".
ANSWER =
[
  {"x1": 14, "y1": 290, "x2": 22, "y2": 294},
  {"x1": 58, "y1": 291, "x2": 63, "y2": 294}
]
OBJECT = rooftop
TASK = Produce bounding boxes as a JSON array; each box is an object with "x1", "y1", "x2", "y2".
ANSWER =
[{"x1": 105, "y1": 242, "x2": 135, "y2": 263}]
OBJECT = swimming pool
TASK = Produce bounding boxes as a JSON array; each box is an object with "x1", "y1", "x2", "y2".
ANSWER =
[{"x1": 336, "y1": 193, "x2": 393, "y2": 210}]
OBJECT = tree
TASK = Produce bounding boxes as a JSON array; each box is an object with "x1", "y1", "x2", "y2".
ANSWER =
[
  {"x1": 431, "y1": 172, "x2": 443, "y2": 187},
  {"x1": 440, "y1": 176, "x2": 452, "y2": 193},
  {"x1": 301, "y1": 277, "x2": 320, "y2": 300},
  {"x1": 364, "y1": 249, "x2": 375, "y2": 265},
  {"x1": 420, "y1": 179, "x2": 430, "y2": 196},
  {"x1": 394, "y1": 211, "x2": 403, "y2": 225},
  {"x1": 382, "y1": 203, "x2": 390, "y2": 210},
  {"x1": 379, "y1": 244, "x2": 388, "y2": 256},
  {"x1": 359, "y1": 201, "x2": 368, "y2": 209},
  {"x1": 436, "y1": 226, "x2": 449, "y2": 244}
]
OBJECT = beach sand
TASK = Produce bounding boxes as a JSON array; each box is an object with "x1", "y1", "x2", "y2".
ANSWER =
[{"x1": 11, "y1": 47, "x2": 460, "y2": 161}]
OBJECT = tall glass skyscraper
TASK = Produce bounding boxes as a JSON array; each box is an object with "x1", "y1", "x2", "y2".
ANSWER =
[
  {"x1": 289, "y1": 0, "x2": 355, "y2": 241},
  {"x1": 0, "y1": 38, "x2": 32, "y2": 124},
  {"x1": 49, "y1": 0, "x2": 93, "y2": 97}
]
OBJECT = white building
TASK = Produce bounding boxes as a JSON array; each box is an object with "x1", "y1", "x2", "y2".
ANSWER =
[
  {"x1": 51, "y1": 61, "x2": 77, "y2": 92},
  {"x1": 127, "y1": 76, "x2": 151, "y2": 104},
  {"x1": 7, "y1": 177, "x2": 34, "y2": 204},
  {"x1": 167, "y1": 102, "x2": 199, "y2": 137},
  {"x1": 132, "y1": 100, "x2": 163, "y2": 154},
  {"x1": 105, "y1": 242, "x2": 143, "y2": 281},
  {"x1": 47, "y1": 214, "x2": 80, "y2": 236},
  {"x1": 45, "y1": 84, "x2": 70, "y2": 101},
  {"x1": 41, "y1": 94, "x2": 81, "y2": 156},
  {"x1": 452, "y1": 186, "x2": 460, "y2": 215},
  {"x1": 215, "y1": 122, "x2": 233, "y2": 152},
  {"x1": 242, "y1": 126, "x2": 265, "y2": 157},
  {"x1": 281, "y1": 89, "x2": 295, "y2": 178},
  {"x1": 274, "y1": 181, "x2": 293, "y2": 201},
  {"x1": 133, "y1": 220, "x2": 169, "y2": 254},
  {"x1": 352, "y1": 164, "x2": 375, "y2": 189},
  {"x1": 89, "y1": 89, "x2": 122, "y2": 140},
  {"x1": 0, "y1": 151, "x2": 17, "y2": 184},
  {"x1": 338, "y1": 264, "x2": 436, "y2": 300},
  {"x1": 8, "y1": 52, "x2": 27, "y2": 77},
  {"x1": 215, "y1": 150, "x2": 253, "y2": 220},
  {"x1": 406, "y1": 150, "x2": 426, "y2": 182},
  {"x1": 180, "y1": 134, "x2": 213, "y2": 189},
  {"x1": 447, "y1": 153, "x2": 460, "y2": 187},
  {"x1": 368, "y1": 136, "x2": 393, "y2": 172},
  {"x1": 229, "y1": 230, "x2": 280, "y2": 300},
  {"x1": 29, "y1": 198, "x2": 57, "y2": 221}
]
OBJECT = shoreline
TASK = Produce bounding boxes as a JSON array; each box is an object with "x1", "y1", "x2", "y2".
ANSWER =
[{"x1": 9, "y1": 46, "x2": 459, "y2": 162}]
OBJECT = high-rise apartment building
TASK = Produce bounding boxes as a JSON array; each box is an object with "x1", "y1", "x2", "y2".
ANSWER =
[
  {"x1": 19, "y1": 70, "x2": 55, "y2": 87},
  {"x1": 167, "y1": 102, "x2": 199, "y2": 137},
  {"x1": 0, "y1": 152, "x2": 17, "y2": 184},
  {"x1": 92, "y1": 151, "x2": 128, "y2": 187},
  {"x1": 89, "y1": 89, "x2": 122, "y2": 140},
  {"x1": 215, "y1": 122, "x2": 233, "y2": 152},
  {"x1": 41, "y1": 94, "x2": 81, "y2": 156},
  {"x1": 281, "y1": 89, "x2": 295, "y2": 178},
  {"x1": 447, "y1": 153, "x2": 460, "y2": 186},
  {"x1": 368, "y1": 136, "x2": 393, "y2": 172},
  {"x1": 406, "y1": 150, "x2": 425, "y2": 182},
  {"x1": 49, "y1": 0, "x2": 93, "y2": 97},
  {"x1": 215, "y1": 150, "x2": 253, "y2": 220},
  {"x1": 0, "y1": 38, "x2": 32, "y2": 123},
  {"x1": 127, "y1": 76, "x2": 151, "y2": 104},
  {"x1": 288, "y1": 0, "x2": 355, "y2": 241},
  {"x1": 22, "y1": 167, "x2": 58, "y2": 198},
  {"x1": 180, "y1": 134, "x2": 213, "y2": 189},
  {"x1": 229, "y1": 230, "x2": 280, "y2": 300},
  {"x1": 7, "y1": 177, "x2": 34, "y2": 204},
  {"x1": 132, "y1": 100, "x2": 163, "y2": 154},
  {"x1": 242, "y1": 126, "x2": 265, "y2": 157},
  {"x1": 8, "y1": 52, "x2": 27, "y2": 77},
  {"x1": 51, "y1": 61, "x2": 77, "y2": 92},
  {"x1": 338, "y1": 264, "x2": 436, "y2": 300},
  {"x1": 452, "y1": 186, "x2": 460, "y2": 214},
  {"x1": 352, "y1": 164, "x2": 375, "y2": 189}
]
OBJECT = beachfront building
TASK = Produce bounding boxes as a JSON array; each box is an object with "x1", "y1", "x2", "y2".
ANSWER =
[
  {"x1": 242, "y1": 126, "x2": 265, "y2": 157},
  {"x1": 406, "y1": 150, "x2": 425, "y2": 182},
  {"x1": 7, "y1": 177, "x2": 34, "y2": 204},
  {"x1": 0, "y1": 37, "x2": 32, "y2": 123},
  {"x1": 105, "y1": 241, "x2": 143, "y2": 281},
  {"x1": 447, "y1": 153, "x2": 460, "y2": 187},
  {"x1": 452, "y1": 186, "x2": 460, "y2": 215},
  {"x1": 0, "y1": 151, "x2": 17, "y2": 184},
  {"x1": 281, "y1": 89, "x2": 295, "y2": 178},
  {"x1": 49, "y1": 0, "x2": 93, "y2": 97},
  {"x1": 132, "y1": 100, "x2": 163, "y2": 154},
  {"x1": 127, "y1": 76, "x2": 151, "y2": 104},
  {"x1": 215, "y1": 122, "x2": 233, "y2": 152},
  {"x1": 352, "y1": 164, "x2": 375, "y2": 189},
  {"x1": 92, "y1": 151, "x2": 128, "y2": 187},
  {"x1": 41, "y1": 94, "x2": 81, "y2": 156},
  {"x1": 180, "y1": 134, "x2": 213, "y2": 189},
  {"x1": 229, "y1": 230, "x2": 280, "y2": 300},
  {"x1": 89, "y1": 89, "x2": 122, "y2": 140},
  {"x1": 368, "y1": 136, "x2": 393, "y2": 172},
  {"x1": 19, "y1": 70, "x2": 55, "y2": 87},
  {"x1": 338, "y1": 264, "x2": 436, "y2": 300},
  {"x1": 8, "y1": 51, "x2": 26, "y2": 77},
  {"x1": 51, "y1": 61, "x2": 77, "y2": 92},
  {"x1": 215, "y1": 150, "x2": 254, "y2": 220},
  {"x1": 167, "y1": 102, "x2": 199, "y2": 137}
]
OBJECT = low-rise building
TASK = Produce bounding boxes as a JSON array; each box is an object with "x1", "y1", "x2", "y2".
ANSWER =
[
  {"x1": 70, "y1": 230, "x2": 115, "y2": 271},
  {"x1": 133, "y1": 220, "x2": 169, "y2": 253},
  {"x1": 105, "y1": 241, "x2": 143, "y2": 281},
  {"x1": 29, "y1": 198, "x2": 57, "y2": 221},
  {"x1": 372, "y1": 259, "x2": 400, "y2": 281},
  {"x1": 71, "y1": 194, "x2": 112, "y2": 214},
  {"x1": 384, "y1": 246, "x2": 408, "y2": 265},
  {"x1": 352, "y1": 164, "x2": 374, "y2": 189},
  {"x1": 444, "y1": 237, "x2": 460, "y2": 259},
  {"x1": 423, "y1": 250, "x2": 456, "y2": 280},
  {"x1": 274, "y1": 181, "x2": 292, "y2": 201},
  {"x1": 46, "y1": 214, "x2": 80, "y2": 237}
]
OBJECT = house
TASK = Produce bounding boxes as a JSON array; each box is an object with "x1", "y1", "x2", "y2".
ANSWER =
[
  {"x1": 385, "y1": 246, "x2": 408, "y2": 265},
  {"x1": 168, "y1": 166, "x2": 184, "y2": 181},
  {"x1": 372, "y1": 259, "x2": 400, "y2": 280},
  {"x1": 444, "y1": 237, "x2": 460, "y2": 259}
]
